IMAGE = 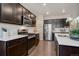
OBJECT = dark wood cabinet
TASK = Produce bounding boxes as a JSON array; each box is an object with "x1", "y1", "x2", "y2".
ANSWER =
[
  {"x1": 44, "y1": 18, "x2": 66, "y2": 28},
  {"x1": 31, "y1": 15, "x2": 36, "y2": 27},
  {"x1": 1, "y1": 4, "x2": 13, "y2": 24},
  {"x1": 28, "y1": 34, "x2": 39, "y2": 50},
  {"x1": 21, "y1": 5, "x2": 36, "y2": 27},
  {"x1": 0, "y1": 3, "x2": 36, "y2": 26},
  {"x1": 22, "y1": 7, "x2": 36, "y2": 27},
  {"x1": 28, "y1": 34, "x2": 39, "y2": 54},
  {"x1": 0, "y1": 3, "x2": 23, "y2": 25},
  {"x1": 7, "y1": 42, "x2": 28, "y2": 56},
  {"x1": 58, "y1": 45, "x2": 71, "y2": 56},
  {"x1": 20, "y1": 4, "x2": 36, "y2": 27},
  {"x1": 0, "y1": 34, "x2": 39, "y2": 56},
  {"x1": 28, "y1": 37, "x2": 35, "y2": 50},
  {"x1": 22, "y1": 8, "x2": 32, "y2": 26},
  {"x1": 58, "y1": 45, "x2": 79, "y2": 56},
  {"x1": 12, "y1": 3, "x2": 23, "y2": 25},
  {"x1": 55, "y1": 37, "x2": 79, "y2": 56},
  {"x1": 0, "y1": 36, "x2": 28, "y2": 56},
  {"x1": 35, "y1": 34, "x2": 39, "y2": 46},
  {"x1": 23, "y1": 7, "x2": 29, "y2": 17},
  {"x1": 6, "y1": 37, "x2": 28, "y2": 56},
  {"x1": 0, "y1": 41, "x2": 6, "y2": 56}
]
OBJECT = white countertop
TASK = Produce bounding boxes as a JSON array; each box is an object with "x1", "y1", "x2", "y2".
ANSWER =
[
  {"x1": 28, "y1": 35, "x2": 36, "y2": 39},
  {"x1": 52, "y1": 28, "x2": 69, "y2": 33},
  {"x1": 55, "y1": 33, "x2": 79, "y2": 47},
  {"x1": 52, "y1": 29, "x2": 69, "y2": 33},
  {"x1": 0, "y1": 35, "x2": 28, "y2": 41}
]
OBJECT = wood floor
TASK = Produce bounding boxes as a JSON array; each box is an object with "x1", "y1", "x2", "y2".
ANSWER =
[{"x1": 29, "y1": 40, "x2": 56, "y2": 56}]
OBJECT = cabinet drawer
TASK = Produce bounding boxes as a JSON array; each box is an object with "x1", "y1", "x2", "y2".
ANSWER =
[
  {"x1": 6, "y1": 37, "x2": 27, "y2": 47},
  {"x1": 7, "y1": 41, "x2": 28, "y2": 56}
]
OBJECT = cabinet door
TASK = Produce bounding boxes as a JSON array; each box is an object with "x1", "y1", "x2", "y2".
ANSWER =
[
  {"x1": 60, "y1": 19, "x2": 66, "y2": 27},
  {"x1": 32, "y1": 17, "x2": 36, "y2": 27},
  {"x1": 1, "y1": 3, "x2": 22, "y2": 25},
  {"x1": 28, "y1": 38, "x2": 33, "y2": 50},
  {"x1": 35, "y1": 34, "x2": 39, "y2": 46},
  {"x1": 23, "y1": 8, "x2": 28, "y2": 17},
  {"x1": 7, "y1": 37, "x2": 28, "y2": 56},
  {"x1": 7, "y1": 42, "x2": 28, "y2": 56},
  {"x1": 30, "y1": 13, "x2": 36, "y2": 27},
  {"x1": 22, "y1": 8, "x2": 32, "y2": 26},
  {"x1": 1, "y1": 3, "x2": 13, "y2": 24},
  {"x1": 28, "y1": 37, "x2": 36, "y2": 50},
  {"x1": 23, "y1": 8, "x2": 29, "y2": 25},
  {"x1": 12, "y1": 3, "x2": 23, "y2": 25}
]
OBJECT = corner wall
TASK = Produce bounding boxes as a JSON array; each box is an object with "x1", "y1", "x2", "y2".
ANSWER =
[{"x1": 36, "y1": 15, "x2": 44, "y2": 40}]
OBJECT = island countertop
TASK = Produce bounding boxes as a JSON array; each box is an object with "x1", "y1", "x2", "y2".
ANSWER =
[
  {"x1": 55, "y1": 33, "x2": 79, "y2": 47},
  {"x1": 0, "y1": 35, "x2": 28, "y2": 41}
]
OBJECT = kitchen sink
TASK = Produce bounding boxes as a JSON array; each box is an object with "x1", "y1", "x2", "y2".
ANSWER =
[{"x1": 58, "y1": 34, "x2": 69, "y2": 37}]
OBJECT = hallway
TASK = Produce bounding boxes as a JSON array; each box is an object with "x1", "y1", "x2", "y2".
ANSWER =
[{"x1": 29, "y1": 40, "x2": 56, "y2": 56}]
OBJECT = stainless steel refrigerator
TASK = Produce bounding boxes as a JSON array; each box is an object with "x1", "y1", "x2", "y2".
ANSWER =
[{"x1": 43, "y1": 24, "x2": 53, "y2": 41}]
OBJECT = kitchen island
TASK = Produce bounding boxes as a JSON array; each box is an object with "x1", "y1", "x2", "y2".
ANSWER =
[{"x1": 55, "y1": 33, "x2": 79, "y2": 56}]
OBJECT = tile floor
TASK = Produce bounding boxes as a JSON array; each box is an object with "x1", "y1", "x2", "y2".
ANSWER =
[{"x1": 29, "y1": 40, "x2": 56, "y2": 56}]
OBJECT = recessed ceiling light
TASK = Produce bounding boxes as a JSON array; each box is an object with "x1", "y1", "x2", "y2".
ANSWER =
[
  {"x1": 46, "y1": 11, "x2": 49, "y2": 15},
  {"x1": 43, "y1": 3, "x2": 46, "y2": 6},
  {"x1": 62, "y1": 9, "x2": 66, "y2": 13}
]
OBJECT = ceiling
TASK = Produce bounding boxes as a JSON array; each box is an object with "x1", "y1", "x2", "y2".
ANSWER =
[{"x1": 21, "y1": 3, "x2": 79, "y2": 18}]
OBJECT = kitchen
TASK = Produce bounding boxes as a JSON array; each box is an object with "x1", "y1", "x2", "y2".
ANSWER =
[{"x1": 0, "y1": 3, "x2": 79, "y2": 56}]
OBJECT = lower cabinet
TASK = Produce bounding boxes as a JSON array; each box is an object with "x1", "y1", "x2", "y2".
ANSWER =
[
  {"x1": 35, "y1": 34, "x2": 39, "y2": 46},
  {"x1": 6, "y1": 37, "x2": 28, "y2": 56},
  {"x1": 58, "y1": 45, "x2": 79, "y2": 56},
  {"x1": 55, "y1": 40, "x2": 79, "y2": 56},
  {"x1": 28, "y1": 34, "x2": 39, "y2": 54},
  {"x1": 28, "y1": 37, "x2": 35, "y2": 50},
  {"x1": 7, "y1": 42, "x2": 28, "y2": 56},
  {"x1": 28, "y1": 34, "x2": 39, "y2": 50},
  {"x1": 0, "y1": 34, "x2": 39, "y2": 56},
  {"x1": 55, "y1": 34, "x2": 79, "y2": 56},
  {"x1": 58, "y1": 45, "x2": 71, "y2": 56}
]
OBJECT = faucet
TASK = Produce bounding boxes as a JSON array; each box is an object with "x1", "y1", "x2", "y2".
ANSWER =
[{"x1": 2, "y1": 28, "x2": 7, "y2": 32}]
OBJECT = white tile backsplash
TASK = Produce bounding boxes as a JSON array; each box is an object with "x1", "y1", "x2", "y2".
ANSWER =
[
  {"x1": 0, "y1": 23, "x2": 36, "y2": 36},
  {"x1": 28, "y1": 27, "x2": 36, "y2": 33},
  {"x1": 0, "y1": 23, "x2": 21, "y2": 36}
]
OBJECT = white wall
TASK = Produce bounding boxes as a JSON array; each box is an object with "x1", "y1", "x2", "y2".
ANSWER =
[{"x1": 36, "y1": 15, "x2": 44, "y2": 40}]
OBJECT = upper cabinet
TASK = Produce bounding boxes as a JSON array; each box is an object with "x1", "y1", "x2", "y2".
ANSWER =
[
  {"x1": 12, "y1": 4, "x2": 23, "y2": 25},
  {"x1": 22, "y1": 7, "x2": 32, "y2": 26},
  {"x1": 0, "y1": 3, "x2": 36, "y2": 26},
  {"x1": 30, "y1": 13, "x2": 36, "y2": 27},
  {"x1": 0, "y1": 3, "x2": 22, "y2": 25},
  {"x1": 22, "y1": 7, "x2": 36, "y2": 27},
  {"x1": 1, "y1": 4, "x2": 13, "y2": 24}
]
